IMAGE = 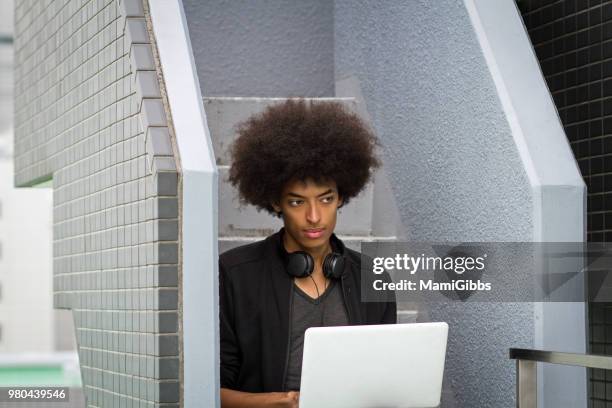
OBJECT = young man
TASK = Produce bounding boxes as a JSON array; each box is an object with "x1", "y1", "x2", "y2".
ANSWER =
[{"x1": 219, "y1": 99, "x2": 397, "y2": 408}]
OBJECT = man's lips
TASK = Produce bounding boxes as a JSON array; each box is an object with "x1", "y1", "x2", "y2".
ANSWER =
[{"x1": 304, "y1": 228, "x2": 325, "y2": 239}]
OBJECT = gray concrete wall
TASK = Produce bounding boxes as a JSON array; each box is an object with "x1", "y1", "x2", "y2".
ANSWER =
[
  {"x1": 182, "y1": 0, "x2": 334, "y2": 97},
  {"x1": 334, "y1": 1, "x2": 555, "y2": 407},
  {"x1": 13, "y1": 0, "x2": 181, "y2": 406}
]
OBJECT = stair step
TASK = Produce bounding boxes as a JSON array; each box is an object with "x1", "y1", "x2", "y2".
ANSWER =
[
  {"x1": 204, "y1": 97, "x2": 359, "y2": 165},
  {"x1": 397, "y1": 310, "x2": 418, "y2": 323},
  {"x1": 218, "y1": 235, "x2": 397, "y2": 254}
]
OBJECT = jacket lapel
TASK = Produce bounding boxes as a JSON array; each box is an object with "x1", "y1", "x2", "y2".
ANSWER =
[
  {"x1": 263, "y1": 233, "x2": 292, "y2": 390},
  {"x1": 333, "y1": 233, "x2": 363, "y2": 325}
]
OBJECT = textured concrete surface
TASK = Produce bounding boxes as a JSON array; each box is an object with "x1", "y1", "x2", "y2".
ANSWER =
[
  {"x1": 334, "y1": 1, "x2": 535, "y2": 406},
  {"x1": 182, "y1": 0, "x2": 334, "y2": 97}
]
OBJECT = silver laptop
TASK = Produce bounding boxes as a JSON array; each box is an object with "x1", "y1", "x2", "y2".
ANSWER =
[{"x1": 299, "y1": 322, "x2": 448, "y2": 408}]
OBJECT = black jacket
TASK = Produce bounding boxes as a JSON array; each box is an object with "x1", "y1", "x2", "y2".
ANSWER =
[{"x1": 219, "y1": 229, "x2": 397, "y2": 392}]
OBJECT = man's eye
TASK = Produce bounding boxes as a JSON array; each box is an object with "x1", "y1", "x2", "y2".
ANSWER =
[
  {"x1": 321, "y1": 196, "x2": 334, "y2": 203},
  {"x1": 288, "y1": 200, "x2": 303, "y2": 206}
]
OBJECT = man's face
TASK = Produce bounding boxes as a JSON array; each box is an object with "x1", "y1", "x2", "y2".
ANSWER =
[{"x1": 272, "y1": 178, "x2": 343, "y2": 253}]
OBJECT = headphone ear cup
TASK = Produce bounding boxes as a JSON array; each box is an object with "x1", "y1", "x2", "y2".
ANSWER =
[
  {"x1": 323, "y1": 253, "x2": 345, "y2": 280},
  {"x1": 286, "y1": 251, "x2": 314, "y2": 278}
]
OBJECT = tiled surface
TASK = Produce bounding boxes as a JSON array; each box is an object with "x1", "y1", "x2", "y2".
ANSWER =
[
  {"x1": 520, "y1": 0, "x2": 612, "y2": 405},
  {"x1": 13, "y1": 0, "x2": 180, "y2": 406}
]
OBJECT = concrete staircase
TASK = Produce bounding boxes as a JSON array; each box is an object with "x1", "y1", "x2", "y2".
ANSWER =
[{"x1": 203, "y1": 97, "x2": 402, "y2": 254}]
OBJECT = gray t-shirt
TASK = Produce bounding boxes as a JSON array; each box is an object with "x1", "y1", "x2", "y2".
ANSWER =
[{"x1": 283, "y1": 279, "x2": 349, "y2": 391}]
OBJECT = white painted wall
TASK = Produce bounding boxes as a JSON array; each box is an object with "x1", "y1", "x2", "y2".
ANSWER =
[
  {"x1": 149, "y1": 1, "x2": 219, "y2": 406},
  {"x1": 0, "y1": 151, "x2": 54, "y2": 353},
  {"x1": 0, "y1": 0, "x2": 55, "y2": 353},
  {"x1": 0, "y1": 0, "x2": 74, "y2": 356},
  {"x1": 466, "y1": 1, "x2": 587, "y2": 406}
]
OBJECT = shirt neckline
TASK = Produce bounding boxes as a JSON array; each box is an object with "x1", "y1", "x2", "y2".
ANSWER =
[{"x1": 293, "y1": 279, "x2": 335, "y2": 304}]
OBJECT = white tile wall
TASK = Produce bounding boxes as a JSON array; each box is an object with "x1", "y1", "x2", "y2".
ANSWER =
[{"x1": 14, "y1": 0, "x2": 180, "y2": 406}]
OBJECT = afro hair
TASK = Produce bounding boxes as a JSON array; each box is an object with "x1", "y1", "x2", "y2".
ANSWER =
[{"x1": 228, "y1": 98, "x2": 381, "y2": 215}]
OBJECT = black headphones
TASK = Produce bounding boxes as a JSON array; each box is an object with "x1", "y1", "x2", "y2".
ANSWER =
[
  {"x1": 285, "y1": 250, "x2": 345, "y2": 280},
  {"x1": 278, "y1": 229, "x2": 346, "y2": 280}
]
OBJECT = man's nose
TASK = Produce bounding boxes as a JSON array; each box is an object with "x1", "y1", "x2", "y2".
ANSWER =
[{"x1": 306, "y1": 202, "x2": 321, "y2": 224}]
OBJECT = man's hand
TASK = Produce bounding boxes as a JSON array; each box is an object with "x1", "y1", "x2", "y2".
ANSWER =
[
  {"x1": 277, "y1": 391, "x2": 299, "y2": 407},
  {"x1": 220, "y1": 388, "x2": 300, "y2": 407}
]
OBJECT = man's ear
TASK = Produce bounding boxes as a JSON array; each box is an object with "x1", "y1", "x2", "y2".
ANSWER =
[
  {"x1": 337, "y1": 196, "x2": 344, "y2": 209},
  {"x1": 271, "y1": 202, "x2": 282, "y2": 214}
]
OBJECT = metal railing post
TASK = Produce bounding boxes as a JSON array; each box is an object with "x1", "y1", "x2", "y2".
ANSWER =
[{"x1": 516, "y1": 359, "x2": 537, "y2": 408}]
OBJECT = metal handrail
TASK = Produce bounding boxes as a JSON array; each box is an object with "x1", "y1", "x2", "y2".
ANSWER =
[
  {"x1": 510, "y1": 348, "x2": 612, "y2": 369},
  {"x1": 509, "y1": 348, "x2": 612, "y2": 408}
]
